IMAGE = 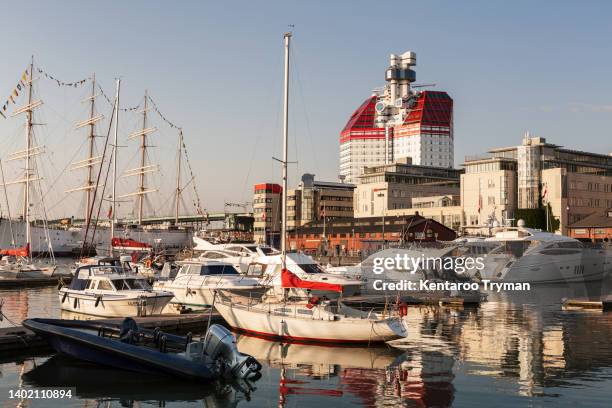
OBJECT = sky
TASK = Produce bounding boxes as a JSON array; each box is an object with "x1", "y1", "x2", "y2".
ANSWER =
[{"x1": 0, "y1": 0, "x2": 611, "y2": 218}]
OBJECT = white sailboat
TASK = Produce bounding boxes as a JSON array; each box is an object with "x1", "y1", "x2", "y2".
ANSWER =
[{"x1": 213, "y1": 33, "x2": 407, "y2": 344}]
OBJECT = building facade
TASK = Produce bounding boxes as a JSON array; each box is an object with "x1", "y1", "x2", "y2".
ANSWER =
[
  {"x1": 287, "y1": 174, "x2": 355, "y2": 231},
  {"x1": 252, "y1": 183, "x2": 282, "y2": 246},
  {"x1": 461, "y1": 135, "x2": 612, "y2": 234},
  {"x1": 354, "y1": 158, "x2": 461, "y2": 217},
  {"x1": 339, "y1": 51, "x2": 453, "y2": 183}
]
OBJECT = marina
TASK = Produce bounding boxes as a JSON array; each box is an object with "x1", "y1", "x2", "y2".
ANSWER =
[{"x1": 0, "y1": 2, "x2": 611, "y2": 406}]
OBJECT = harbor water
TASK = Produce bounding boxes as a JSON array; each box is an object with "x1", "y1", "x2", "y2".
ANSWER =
[{"x1": 1, "y1": 268, "x2": 611, "y2": 407}]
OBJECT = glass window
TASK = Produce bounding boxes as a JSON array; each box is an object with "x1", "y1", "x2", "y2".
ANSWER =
[
  {"x1": 200, "y1": 265, "x2": 239, "y2": 275},
  {"x1": 97, "y1": 280, "x2": 114, "y2": 291},
  {"x1": 298, "y1": 263, "x2": 325, "y2": 274}
]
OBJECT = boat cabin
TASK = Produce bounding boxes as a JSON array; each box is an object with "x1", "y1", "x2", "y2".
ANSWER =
[{"x1": 69, "y1": 265, "x2": 152, "y2": 292}]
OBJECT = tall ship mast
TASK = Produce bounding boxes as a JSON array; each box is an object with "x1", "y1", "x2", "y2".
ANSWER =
[
  {"x1": 68, "y1": 73, "x2": 103, "y2": 224},
  {"x1": 0, "y1": 56, "x2": 56, "y2": 270},
  {"x1": 120, "y1": 91, "x2": 158, "y2": 225}
]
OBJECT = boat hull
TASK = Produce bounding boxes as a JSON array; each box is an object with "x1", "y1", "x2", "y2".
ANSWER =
[
  {"x1": 474, "y1": 247, "x2": 611, "y2": 284},
  {"x1": 58, "y1": 290, "x2": 173, "y2": 317},
  {"x1": 22, "y1": 318, "x2": 217, "y2": 381},
  {"x1": 0, "y1": 219, "x2": 193, "y2": 255},
  {"x1": 214, "y1": 301, "x2": 405, "y2": 344}
]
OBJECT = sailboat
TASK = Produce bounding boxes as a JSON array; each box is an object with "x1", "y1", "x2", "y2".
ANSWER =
[
  {"x1": 213, "y1": 33, "x2": 407, "y2": 344},
  {"x1": 0, "y1": 57, "x2": 57, "y2": 277}
]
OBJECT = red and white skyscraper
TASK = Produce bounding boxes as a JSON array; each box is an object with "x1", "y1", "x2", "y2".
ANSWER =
[{"x1": 339, "y1": 51, "x2": 454, "y2": 183}]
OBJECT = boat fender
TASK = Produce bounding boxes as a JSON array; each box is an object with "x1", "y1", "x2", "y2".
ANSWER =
[
  {"x1": 399, "y1": 302, "x2": 408, "y2": 317},
  {"x1": 153, "y1": 327, "x2": 161, "y2": 345},
  {"x1": 95, "y1": 295, "x2": 102, "y2": 308},
  {"x1": 57, "y1": 278, "x2": 64, "y2": 290},
  {"x1": 160, "y1": 335, "x2": 168, "y2": 353},
  {"x1": 61, "y1": 291, "x2": 68, "y2": 304},
  {"x1": 73, "y1": 297, "x2": 78, "y2": 309},
  {"x1": 203, "y1": 324, "x2": 262, "y2": 380}
]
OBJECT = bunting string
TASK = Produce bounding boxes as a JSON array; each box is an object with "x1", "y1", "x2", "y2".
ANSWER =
[
  {"x1": 36, "y1": 66, "x2": 90, "y2": 88},
  {"x1": 146, "y1": 94, "x2": 203, "y2": 214},
  {"x1": 97, "y1": 84, "x2": 140, "y2": 112},
  {"x1": 0, "y1": 68, "x2": 28, "y2": 119},
  {"x1": 147, "y1": 95, "x2": 180, "y2": 129}
]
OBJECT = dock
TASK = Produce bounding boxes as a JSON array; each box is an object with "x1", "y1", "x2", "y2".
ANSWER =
[
  {"x1": 0, "y1": 311, "x2": 222, "y2": 359},
  {"x1": 0, "y1": 275, "x2": 69, "y2": 288}
]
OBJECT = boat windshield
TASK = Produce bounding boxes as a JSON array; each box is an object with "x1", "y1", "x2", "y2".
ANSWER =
[
  {"x1": 180, "y1": 264, "x2": 239, "y2": 276},
  {"x1": 113, "y1": 278, "x2": 151, "y2": 290},
  {"x1": 259, "y1": 247, "x2": 276, "y2": 255},
  {"x1": 297, "y1": 263, "x2": 325, "y2": 274}
]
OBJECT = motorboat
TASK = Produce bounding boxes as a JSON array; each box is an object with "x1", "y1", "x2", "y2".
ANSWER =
[
  {"x1": 22, "y1": 317, "x2": 262, "y2": 383},
  {"x1": 59, "y1": 264, "x2": 174, "y2": 317},
  {"x1": 153, "y1": 260, "x2": 262, "y2": 309},
  {"x1": 453, "y1": 226, "x2": 611, "y2": 283},
  {"x1": 191, "y1": 236, "x2": 279, "y2": 273}
]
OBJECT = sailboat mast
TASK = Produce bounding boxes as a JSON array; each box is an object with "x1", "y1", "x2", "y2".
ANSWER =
[
  {"x1": 24, "y1": 56, "x2": 34, "y2": 258},
  {"x1": 138, "y1": 91, "x2": 148, "y2": 225},
  {"x1": 281, "y1": 32, "x2": 291, "y2": 264},
  {"x1": 85, "y1": 73, "x2": 96, "y2": 224},
  {"x1": 110, "y1": 78, "x2": 121, "y2": 254},
  {"x1": 175, "y1": 128, "x2": 183, "y2": 224}
]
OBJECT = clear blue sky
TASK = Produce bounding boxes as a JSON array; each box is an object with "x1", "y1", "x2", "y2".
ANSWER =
[{"x1": 0, "y1": 0, "x2": 610, "y2": 217}]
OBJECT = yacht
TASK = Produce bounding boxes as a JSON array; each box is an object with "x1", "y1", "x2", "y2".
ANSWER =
[
  {"x1": 454, "y1": 226, "x2": 611, "y2": 283},
  {"x1": 153, "y1": 260, "x2": 262, "y2": 309},
  {"x1": 59, "y1": 264, "x2": 174, "y2": 317},
  {"x1": 191, "y1": 236, "x2": 279, "y2": 273}
]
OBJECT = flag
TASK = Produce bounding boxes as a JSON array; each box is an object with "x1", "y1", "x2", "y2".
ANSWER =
[
  {"x1": 107, "y1": 205, "x2": 113, "y2": 219},
  {"x1": 542, "y1": 184, "x2": 548, "y2": 203}
]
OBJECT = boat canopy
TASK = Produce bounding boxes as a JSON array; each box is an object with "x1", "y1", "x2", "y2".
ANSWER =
[
  {"x1": 281, "y1": 268, "x2": 343, "y2": 293},
  {"x1": 0, "y1": 243, "x2": 29, "y2": 257}
]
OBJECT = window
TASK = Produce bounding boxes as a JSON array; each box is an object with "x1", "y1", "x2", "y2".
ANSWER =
[{"x1": 97, "y1": 280, "x2": 114, "y2": 291}]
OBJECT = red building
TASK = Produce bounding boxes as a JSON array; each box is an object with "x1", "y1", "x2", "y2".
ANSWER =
[{"x1": 287, "y1": 214, "x2": 456, "y2": 255}]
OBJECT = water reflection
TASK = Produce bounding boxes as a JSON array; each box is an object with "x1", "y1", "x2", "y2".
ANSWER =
[
  {"x1": 1, "y1": 278, "x2": 612, "y2": 406},
  {"x1": 22, "y1": 354, "x2": 251, "y2": 407}
]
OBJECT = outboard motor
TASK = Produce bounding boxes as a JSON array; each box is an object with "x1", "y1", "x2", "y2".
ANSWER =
[{"x1": 203, "y1": 324, "x2": 262, "y2": 380}]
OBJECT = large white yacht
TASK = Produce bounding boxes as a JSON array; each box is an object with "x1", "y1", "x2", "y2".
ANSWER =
[{"x1": 454, "y1": 226, "x2": 611, "y2": 284}]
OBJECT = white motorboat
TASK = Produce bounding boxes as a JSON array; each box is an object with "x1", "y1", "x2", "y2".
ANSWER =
[
  {"x1": 191, "y1": 236, "x2": 279, "y2": 273},
  {"x1": 59, "y1": 264, "x2": 174, "y2": 317},
  {"x1": 455, "y1": 226, "x2": 611, "y2": 283},
  {"x1": 153, "y1": 260, "x2": 262, "y2": 309}
]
